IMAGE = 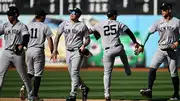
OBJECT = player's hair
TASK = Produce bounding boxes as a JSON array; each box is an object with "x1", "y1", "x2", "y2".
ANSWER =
[
  {"x1": 35, "y1": 15, "x2": 44, "y2": 19},
  {"x1": 7, "y1": 6, "x2": 20, "y2": 17}
]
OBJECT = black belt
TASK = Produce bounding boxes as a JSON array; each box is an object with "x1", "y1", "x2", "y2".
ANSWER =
[
  {"x1": 105, "y1": 44, "x2": 120, "y2": 50},
  {"x1": 67, "y1": 47, "x2": 80, "y2": 52},
  {"x1": 161, "y1": 48, "x2": 174, "y2": 51},
  {"x1": 5, "y1": 49, "x2": 14, "y2": 51}
]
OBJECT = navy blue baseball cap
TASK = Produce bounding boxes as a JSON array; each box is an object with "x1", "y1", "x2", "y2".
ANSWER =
[
  {"x1": 69, "y1": 7, "x2": 82, "y2": 16},
  {"x1": 160, "y1": 2, "x2": 172, "y2": 10},
  {"x1": 6, "y1": 6, "x2": 19, "y2": 16},
  {"x1": 107, "y1": 9, "x2": 118, "y2": 17},
  {"x1": 35, "y1": 9, "x2": 48, "y2": 16}
]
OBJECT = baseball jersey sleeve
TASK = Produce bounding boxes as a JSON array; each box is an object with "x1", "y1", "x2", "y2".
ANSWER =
[
  {"x1": 83, "y1": 25, "x2": 89, "y2": 38},
  {"x1": 0, "y1": 24, "x2": 5, "y2": 35},
  {"x1": 57, "y1": 21, "x2": 66, "y2": 35},
  {"x1": 90, "y1": 23, "x2": 100, "y2": 34},
  {"x1": 119, "y1": 22, "x2": 128, "y2": 32},
  {"x1": 21, "y1": 24, "x2": 29, "y2": 36},
  {"x1": 45, "y1": 25, "x2": 53, "y2": 38},
  {"x1": 148, "y1": 21, "x2": 159, "y2": 33},
  {"x1": 90, "y1": 25, "x2": 96, "y2": 32}
]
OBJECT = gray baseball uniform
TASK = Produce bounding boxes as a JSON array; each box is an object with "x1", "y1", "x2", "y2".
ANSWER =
[
  {"x1": 149, "y1": 17, "x2": 180, "y2": 77},
  {"x1": 91, "y1": 19, "x2": 131, "y2": 98},
  {"x1": 26, "y1": 21, "x2": 52, "y2": 77},
  {"x1": 0, "y1": 21, "x2": 34, "y2": 100},
  {"x1": 57, "y1": 20, "x2": 89, "y2": 96}
]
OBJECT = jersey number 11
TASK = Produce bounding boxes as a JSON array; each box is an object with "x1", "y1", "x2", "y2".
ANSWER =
[{"x1": 31, "y1": 28, "x2": 37, "y2": 38}]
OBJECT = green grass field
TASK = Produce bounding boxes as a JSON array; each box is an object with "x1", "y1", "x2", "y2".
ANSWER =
[{"x1": 0, "y1": 69, "x2": 177, "y2": 100}]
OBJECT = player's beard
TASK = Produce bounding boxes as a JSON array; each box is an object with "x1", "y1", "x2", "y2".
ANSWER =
[{"x1": 8, "y1": 16, "x2": 16, "y2": 24}]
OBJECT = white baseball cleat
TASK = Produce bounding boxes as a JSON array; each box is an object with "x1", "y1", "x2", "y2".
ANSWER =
[{"x1": 20, "y1": 85, "x2": 26, "y2": 100}]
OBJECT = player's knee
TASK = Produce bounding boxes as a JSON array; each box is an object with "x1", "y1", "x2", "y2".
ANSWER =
[
  {"x1": 34, "y1": 72, "x2": 42, "y2": 77},
  {"x1": 27, "y1": 73, "x2": 34, "y2": 79},
  {"x1": 34, "y1": 71, "x2": 43, "y2": 77},
  {"x1": 27, "y1": 72, "x2": 34, "y2": 76},
  {"x1": 149, "y1": 68, "x2": 157, "y2": 75},
  {"x1": 71, "y1": 71, "x2": 78, "y2": 76}
]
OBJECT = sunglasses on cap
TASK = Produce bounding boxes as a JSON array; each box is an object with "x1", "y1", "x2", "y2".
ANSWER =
[{"x1": 70, "y1": 11, "x2": 80, "y2": 15}]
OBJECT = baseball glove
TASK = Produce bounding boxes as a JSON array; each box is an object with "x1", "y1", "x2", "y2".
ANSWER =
[
  {"x1": 93, "y1": 31, "x2": 101, "y2": 40},
  {"x1": 14, "y1": 44, "x2": 23, "y2": 55},
  {"x1": 79, "y1": 49, "x2": 93, "y2": 57}
]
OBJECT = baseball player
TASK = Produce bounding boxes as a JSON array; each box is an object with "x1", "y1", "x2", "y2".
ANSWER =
[
  {"x1": 20, "y1": 9, "x2": 54, "y2": 101},
  {"x1": 90, "y1": 9, "x2": 139, "y2": 101},
  {"x1": 139, "y1": 3, "x2": 180, "y2": 100},
  {"x1": 51, "y1": 7, "x2": 90, "y2": 101},
  {"x1": 0, "y1": 6, "x2": 34, "y2": 101}
]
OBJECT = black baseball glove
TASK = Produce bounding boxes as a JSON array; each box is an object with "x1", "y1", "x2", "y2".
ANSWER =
[
  {"x1": 93, "y1": 31, "x2": 101, "y2": 40},
  {"x1": 14, "y1": 44, "x2": 23, "y2": 55},
  {"x1": 79, "y1": 49, "x2": 93, "y2": 57}
]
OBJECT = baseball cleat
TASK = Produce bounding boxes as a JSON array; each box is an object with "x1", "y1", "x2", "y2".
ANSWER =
[
  {"x1": 28, "y1": 100, "x2": 34, "y2": 101},
  {"x1": 27, "y1": 98, "x2": 35, "y2": 101},
  {"x1": 82, "y1": 86, "x2": 90, "y2": 101},
  {"x1": 66, "y1": 96, "x2": 76, "y2": 101},
  {"x1": 35, "y1": 97, "x2": 44, "y2": 101},
  {"x1": 170, "y1": 94, "x2": 179, "y2": 100},
  {"x1": 140, "y1": 88, "x2": 152, "y2": 98},
  {"x1": 20, "y1": 85, "x2": 26, "y2": 100},
  {"x1": 105, "y1": 97, "x2": 111, "y2": 101}
]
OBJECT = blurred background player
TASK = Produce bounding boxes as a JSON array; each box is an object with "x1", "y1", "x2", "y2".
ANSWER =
[
  {"x1": 90, "y1": 9, "x2": 140, "y2": 101},
  {"x1": 139, "y1": 2, "x2": 180, "y2": 100},
  {"x1": 51, "y1": 7, "x2": 90, "y2": 101},
  {"x1": 20, "y1": 9, "x2": 54, "y2": 101},
  {"x1": 0, "y1": 6, "x2": 34, "y2": 101}
]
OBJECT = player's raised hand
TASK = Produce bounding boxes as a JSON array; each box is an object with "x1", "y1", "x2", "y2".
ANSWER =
[{"x1": 50, "y1": 50, "x2": 59, "y2": 62}]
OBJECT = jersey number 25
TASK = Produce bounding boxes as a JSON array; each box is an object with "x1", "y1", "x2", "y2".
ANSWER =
[{"x1": 103, "y1": 25, "x2": 117, "y2": 36}]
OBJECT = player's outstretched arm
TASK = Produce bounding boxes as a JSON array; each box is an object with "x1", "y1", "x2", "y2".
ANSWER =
[
  {"x1": 124, "y1": 28, "x2": 141, "y2": 50},
  {"x1": 89, "y1": 27, "x2": 101, "y2": 40},
  {"x1": 134, "y1": 32, "x2": 153, "y2": 55},
  {"x1": 50, "y1": 33, "x2": 61, "y2": 61},
  {"x1": 142, "y1": 32, "x2": 153, "y2": 47},
  {"x1": 124, "y1": 28, "x2": 139, "y2": 44},
  {"x1": 47, "y1": 37, "x2": 54, "y2": 53}
]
